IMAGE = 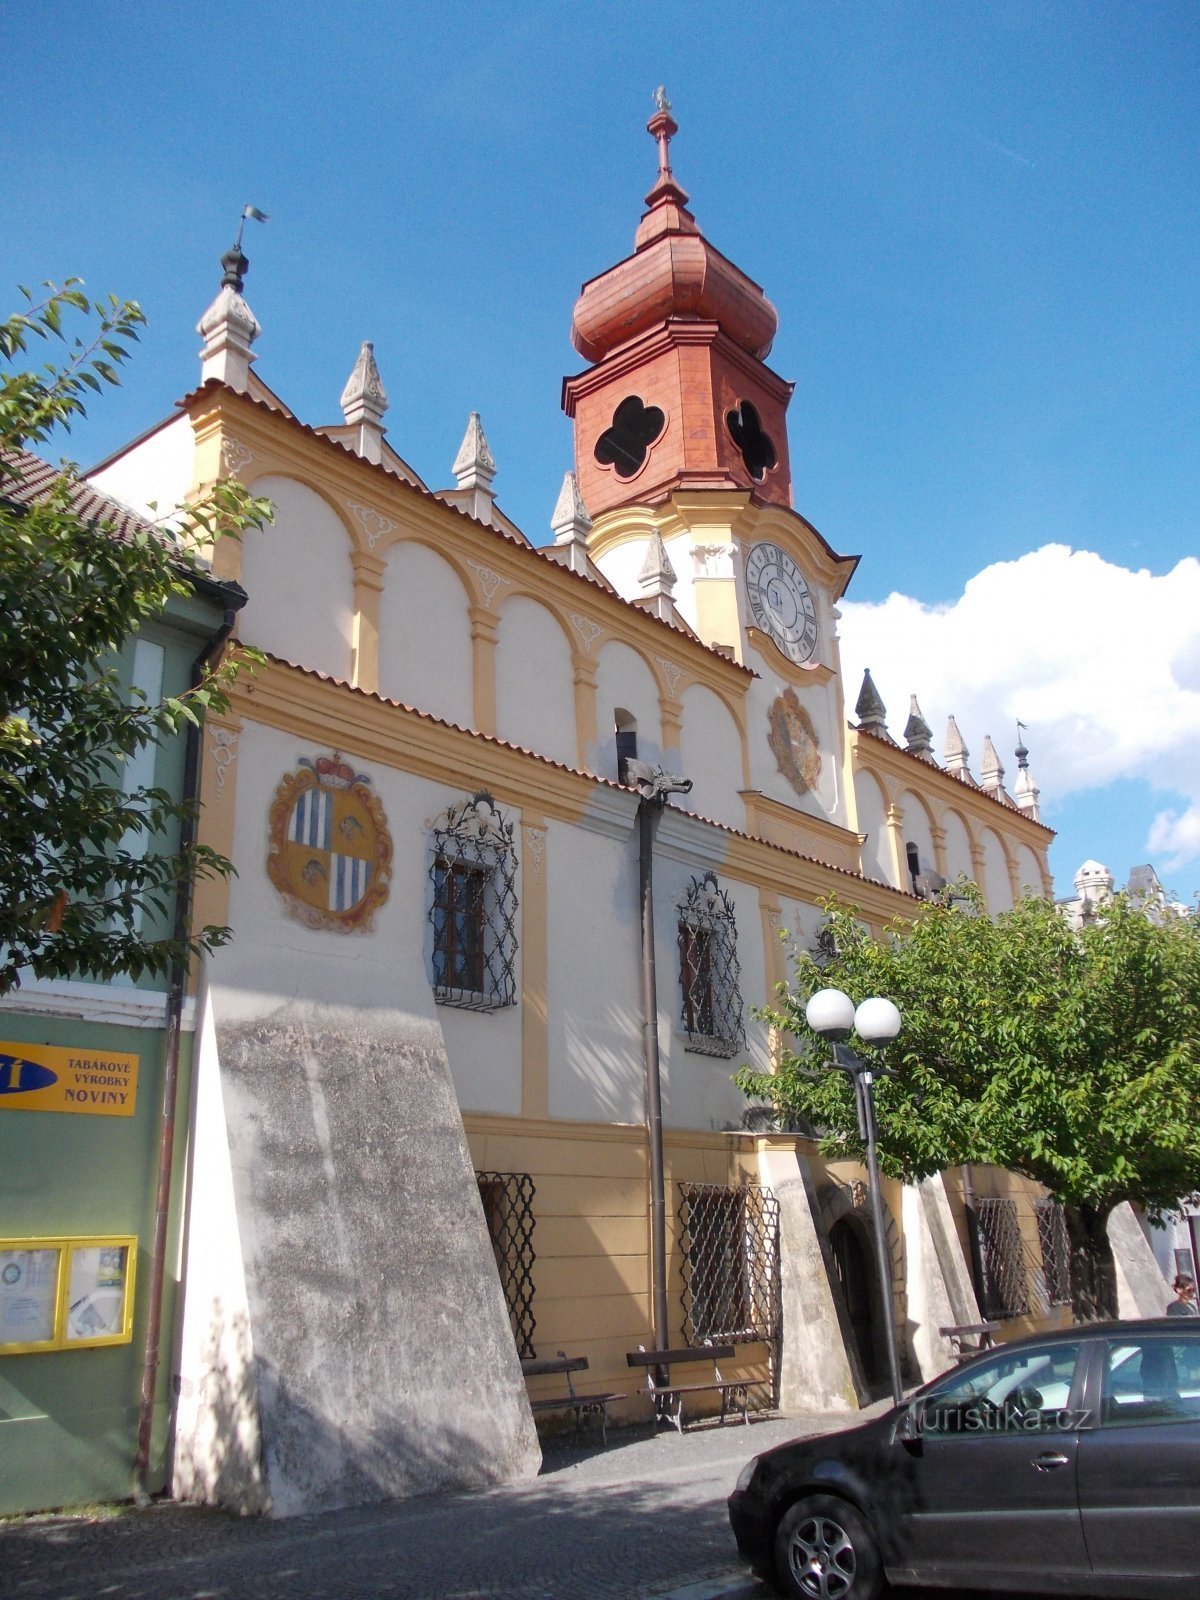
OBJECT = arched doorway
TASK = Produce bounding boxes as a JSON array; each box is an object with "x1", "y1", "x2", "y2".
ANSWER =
[{"x1": 829, "y1": 1215, "x2": 882, "y2": 1392}]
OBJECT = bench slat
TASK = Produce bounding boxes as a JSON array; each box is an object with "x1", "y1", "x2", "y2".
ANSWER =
[
  {"x1": 626, "y1": 1345, "x2": 735, "y2": 1367},
  {"x1": 522, "y1": 1356, "x2": 589, "y2": 1377}
]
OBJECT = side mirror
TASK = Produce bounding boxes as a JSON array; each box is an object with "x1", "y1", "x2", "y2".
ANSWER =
[{"x1": 897, "y1": 1401, "x2": 923, "y2": 1442}]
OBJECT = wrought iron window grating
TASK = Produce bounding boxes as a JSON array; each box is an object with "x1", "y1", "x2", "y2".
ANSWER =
[
  {"x1": 677, "y1": 872, "x2": 745, "y2": 1057},
  {"x1": 1035, "y1": 1198, "x2": 1073, "y2": 1307},
  {"x1": 678, "y1": 1182, "x2": 781, "y2": 1348},
  {"x1": 974, "y1": 1196, "x2": 1030, "y2": 1318},
  {"x1": 477, "y1": 1170, "x2": 537, "y2": 1358},
  {"x1": 428, "y1": 791, "x2": 519, "y2": 1010}
]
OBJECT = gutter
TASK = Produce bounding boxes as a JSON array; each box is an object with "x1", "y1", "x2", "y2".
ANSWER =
[{"x1": 132, "y1": 577, "x2": 247, "y2": 1499}]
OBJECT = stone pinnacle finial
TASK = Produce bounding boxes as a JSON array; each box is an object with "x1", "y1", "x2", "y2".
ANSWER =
[
  {"x1": 452, "y1": 412, "x2": 496, "y2": 490},
  {"x1": 341, "y1": 341, "x2": 389, "y2": 424},
  {"x1": 903, "y1": 695, "x2": 935, "y2": 761},
  {"x1": 943, "y1": 715, "x2": 977, "y2": 785},
  {"x1": 980, "y1": 735, "x2": 1009, "y2": 801},
  {"x1": 638, "y1": 531, "x2": 677, "y2": 596},
  {"x1": 339, "y1": 341, "x2": 389, "y2": 464},
  {"x1": 551, "y1": 471, "x2": 592, "y2": 543},
  {"x1": 551, "y1": 471, "x2": 592, "y2": 576},
  {"x1": 855, "y1": 669, "x2": 892, "y2": 741}
]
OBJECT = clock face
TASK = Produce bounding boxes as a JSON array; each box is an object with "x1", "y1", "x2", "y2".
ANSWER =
[{"x1": 745, "y1": 542, "x2": 819, "y2": 664}]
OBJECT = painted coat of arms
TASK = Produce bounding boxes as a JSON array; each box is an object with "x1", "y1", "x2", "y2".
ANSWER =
[
  {"x1": 767, "y1": 688, "x2": 823, "y2": 797},
  {"x1": 267, "y1": 753, "x2": 392, "y2": 932}
]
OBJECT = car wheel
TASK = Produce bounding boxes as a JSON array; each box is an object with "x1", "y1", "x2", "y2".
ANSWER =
[{"x1": 773, "y1": 1494, "x2": 882, "y2": 1600}]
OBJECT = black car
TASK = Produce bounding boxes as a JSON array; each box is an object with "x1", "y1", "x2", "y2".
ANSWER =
[{"x1": 729, "y1": 1319, "x2": 1200, "y2": 1599}]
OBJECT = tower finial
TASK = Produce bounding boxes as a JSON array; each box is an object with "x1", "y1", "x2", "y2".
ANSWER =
[
  {"x1": 220, "y1": 204, "x2": 269, "y2": 293},
  {"x1": 645, "y1": 89, "x2": 689, "y2": 214}
]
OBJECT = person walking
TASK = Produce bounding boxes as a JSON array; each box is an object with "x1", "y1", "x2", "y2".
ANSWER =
[{"x1": 1166, "y1": 1274, "x2": 1198, "y2": 1316}]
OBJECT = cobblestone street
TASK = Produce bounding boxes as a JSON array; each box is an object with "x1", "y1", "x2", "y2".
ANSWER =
[{"x1": 3, "y1": 1416, "x2": 804, "y2": 1600}]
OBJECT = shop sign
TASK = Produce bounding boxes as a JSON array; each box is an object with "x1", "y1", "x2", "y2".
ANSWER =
[{"x1": 0, "y1": 1041, "x2": 138, "y2": 1117}]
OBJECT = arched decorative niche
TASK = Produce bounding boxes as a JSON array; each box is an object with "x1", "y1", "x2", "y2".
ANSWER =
[
  {"x1": 980, "y1": 826, "x2": 1015, "y2": 913},
  {"x1": 899, "y1": 790, "x2": 937, "y2": 894},
  {"x1": 596, "y1": 638, "x2": 662, "y2": 778},
  {"x1": 852, "y1": 768, "x2": 894, "y2": 888},
  {"x1": 678, "y1": 682, "x2": 745, "y2": 828},
  {"x1": 941, "y1": 807, "x2": 975, "y2": 887},
  {"x1": 1013, "y1": 842, "x2": 1046, "y2": 899},
  {"x1": 378, "y1": 540, "x2": 473, "y2": 727},
  {"x1": 240, "y1": 473, "x2": 354, "y2": 679},
  {"x1": 494, "y1": 593, "x2": 576, "y2": 766}
]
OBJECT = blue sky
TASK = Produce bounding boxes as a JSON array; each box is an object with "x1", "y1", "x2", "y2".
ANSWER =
[{"x1": 5, "y1": 1, "x2": 1198, "y2": 898}]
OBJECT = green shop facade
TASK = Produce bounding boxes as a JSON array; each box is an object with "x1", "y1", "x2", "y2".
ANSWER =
[{"x1": 0, "y1": 459, "x2": 246, "y2": 1514}]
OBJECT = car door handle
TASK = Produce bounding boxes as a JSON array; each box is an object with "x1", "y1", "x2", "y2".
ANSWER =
[{"x1": 1034, "y1": 1452, "x2": 1070, "y2": 1470}]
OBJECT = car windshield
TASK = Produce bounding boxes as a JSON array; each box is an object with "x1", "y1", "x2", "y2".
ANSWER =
[{"x1": 921, "y1": 1343, "x2": 1081, "y2": 1434}]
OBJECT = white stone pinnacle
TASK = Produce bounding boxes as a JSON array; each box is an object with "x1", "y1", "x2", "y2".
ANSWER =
[
  {"x1": 340, "y1": 341, "x2": 389, "y2": 427},
  {"x1": 943, "y1": 715, "x2": 977, "y2": 785},
  {"x1": 197, "y1": 284, "x2": 261, "y2": 391},
  {"x1": 452, "y1": 412, "x2": 497, "y2": 491}
]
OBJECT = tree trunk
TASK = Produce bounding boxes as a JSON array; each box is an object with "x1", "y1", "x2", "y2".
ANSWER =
[{"x1": 1065, "y1": 1202, "x2": 1118, "y2": 1321}]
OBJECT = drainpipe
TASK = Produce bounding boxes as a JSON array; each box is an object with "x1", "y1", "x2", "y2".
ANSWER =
[
  {"x1": 627, "y1": 761, "x2": 691, "y2": 1373},
  {"x1": 133, "y1": 578, "x2": 247, "y2": 1499},
  {"x1": 960, "y1": 1163, "x2": 988, "y2": 1315}
]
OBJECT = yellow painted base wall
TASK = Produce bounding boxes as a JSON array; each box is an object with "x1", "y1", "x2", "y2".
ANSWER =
[{"x1": 465, "y1": 1115, "x2": 773, "y2": 1429}]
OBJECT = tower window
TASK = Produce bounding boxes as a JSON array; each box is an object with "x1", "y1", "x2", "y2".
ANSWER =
[
  {"x1": 615, "y1": 710, "x2": 638, "y2": 784},
  {"x1": 906, "y1": 843, "x2": 921, "y2": 890},
  {"x1": 726, "y1": 401, "x2": 777, "y2": 482},
  {"x1": 595, "y1": 395, "x2": 665, "y2": 479}
]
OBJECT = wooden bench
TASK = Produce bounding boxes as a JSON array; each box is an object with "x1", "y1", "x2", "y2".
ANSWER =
[
  {"x1": 521, "y1": 1352, "x2": 624, "y2": 1445},
  {"x1": 939, "y1": 1321, "x2": 1000, "y2": 1363},
  {"x1": 626, "y1": 1343, "x2": 764, "y2": 1433}
]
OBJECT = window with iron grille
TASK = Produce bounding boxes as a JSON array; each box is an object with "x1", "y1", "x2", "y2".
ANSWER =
[
  {"x1": 1035, "y1": 1198, "x2": 1073, "y2": 1307},
  {"x1": 477, "y1": 1171, "x2": 536, "y2": 1358},
  {"x1": 428, "y1": 792, "x2": 518, "y2": 1010},
  {"x1": 678, "y1": 1183, "x2": 780, "y2": 1345},
  {"x1": 677, "y1": 872, "x2": 744, "y2": 1057},
  {"x1": 974, "y1": 1196, "x2": 1030, "y2": 1318}
]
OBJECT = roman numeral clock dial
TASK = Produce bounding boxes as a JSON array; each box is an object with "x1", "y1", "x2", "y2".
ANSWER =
[{"x1": 745, "y1": 542, "x2": 818, "y2": 665}]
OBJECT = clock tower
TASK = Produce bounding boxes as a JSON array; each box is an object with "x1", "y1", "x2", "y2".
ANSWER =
[{"x1": 563, "y1": 94, "x2": 795, "y2": 519}]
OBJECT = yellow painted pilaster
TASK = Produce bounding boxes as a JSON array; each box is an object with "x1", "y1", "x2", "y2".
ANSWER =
[
  {"x1": 469, "y1": 605, "x2": 498, "y2": 736},
  {"x1": 930, "y1": 824, "x2": 948, "y2": 879},
  {"x1": 573, "y1": 658, "x2": 598, "y2": 769},
  {"x1": 350, "y1": 550, "x2": 386, "y2": 695},
  {"x1": 884, "y1": 799, "x2": 907, "y2": 890},
  {"x1": 520, "y1": 815, "x2": 549, "y2": 1120},
  {"x1": 191, "y1": 706, "x2": 243, "y2": 978},
  {"x1": 660, "y1": 695, "x2": 683, "y2": 757},
  {"x1": 758, "y1": 894, "x2": 787, "y2": 1068}
]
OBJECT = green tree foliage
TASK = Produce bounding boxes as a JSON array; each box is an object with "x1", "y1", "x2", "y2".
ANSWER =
[
  {"x1": 738, "y1": 887, "x2": 1200, "y2": 1318},
  {"x1": 0, "y1": 282, "x2": 272, "y2": 994}
]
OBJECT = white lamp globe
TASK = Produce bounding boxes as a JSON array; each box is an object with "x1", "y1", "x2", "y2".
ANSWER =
[
  {"x1": 806, "y1": 987, "x2": 856, "y2": 1040},
  {"x1": 854, "y1": 996, "x2": 902, "y2": 1043}
]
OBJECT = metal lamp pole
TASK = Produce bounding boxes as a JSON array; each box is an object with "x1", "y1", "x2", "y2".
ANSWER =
[{"x1": 807, "y1": 988, "x2": 905, "y2": 1407}]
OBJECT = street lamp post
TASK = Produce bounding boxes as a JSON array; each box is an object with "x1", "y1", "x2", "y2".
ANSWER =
[{"x1": 806, "y1": 987, "x2": 905, "y2": 1406}]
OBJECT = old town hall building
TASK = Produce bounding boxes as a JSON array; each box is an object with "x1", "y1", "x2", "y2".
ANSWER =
[{"x1": 3, "y1": 104, "x2": 1083, "y2": 1516}]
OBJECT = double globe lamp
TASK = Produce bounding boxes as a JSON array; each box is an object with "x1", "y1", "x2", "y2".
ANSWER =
[{"x1": 805, "y1": 987, "x2": 905, "y2": 1405}]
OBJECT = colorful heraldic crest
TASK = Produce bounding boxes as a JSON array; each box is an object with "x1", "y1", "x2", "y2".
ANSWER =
[
  {"x1": 768, "y1": 688, "x2": 822, "y2": 797},
  {"x1": 268, "y1": 753, "x2": 392, "y2": 932}
]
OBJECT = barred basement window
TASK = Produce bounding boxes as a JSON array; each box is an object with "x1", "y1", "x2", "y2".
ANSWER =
[
  {"x1": 677, "y1": 872, "x2": 745, "y2": 1057},
  {"x1": 678, "y1": 1183, "x2": 781, "y2": 1345},
  {"x1": 429, "y1": 792, "x2": 518, "y2": 1010},
  {"x1": 477, "y1": 1171, "x2": 537, "y2": 1358},
  {"x1": 974, "y1": 1196, "x2": 1030, "y2": 1318},
  {"x1": 1035, "y1": 1198, "x2": 1073, "y2": 1307}
]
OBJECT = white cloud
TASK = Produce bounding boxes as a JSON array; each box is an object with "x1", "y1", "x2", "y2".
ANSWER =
[{"x1": 837, "y1": 545, "x2": 1200, "y2": 869}]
